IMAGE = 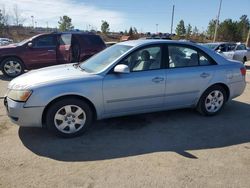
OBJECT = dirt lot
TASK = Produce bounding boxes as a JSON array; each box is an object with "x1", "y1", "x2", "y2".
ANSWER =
[{"x1": 0, "y1": 63, "x2": 250, "y2": 188}]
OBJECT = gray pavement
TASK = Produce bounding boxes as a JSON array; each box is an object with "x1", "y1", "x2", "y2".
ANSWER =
[{"x1": 0, "y1": 62, "x2": 250, "y2": 188}]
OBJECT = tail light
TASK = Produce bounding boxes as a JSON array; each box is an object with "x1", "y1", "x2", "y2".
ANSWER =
[{"x1": 240, "y1": 67, "x2": 246, "y2": 76}]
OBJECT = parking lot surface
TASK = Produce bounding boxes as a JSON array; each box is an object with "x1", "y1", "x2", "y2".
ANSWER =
[{"x1": 0, "y1": 62, "x2": 250, "y2": 188}]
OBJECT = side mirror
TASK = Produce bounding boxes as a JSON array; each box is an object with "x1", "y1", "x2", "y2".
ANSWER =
[
  {"x1": 114, "y1": 64, "x2": 130, "y2": 74},
  {"x1": 27, "y1": 42, "x2": 33, "y2": 48}
]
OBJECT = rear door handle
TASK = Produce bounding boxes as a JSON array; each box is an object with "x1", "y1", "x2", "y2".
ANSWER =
[
  {"x1": 200, "y1": 72, "x2": 210, "y2": 78},
  {"x1": 152, "y1": 77, "x2": 164, "y2": 83}
]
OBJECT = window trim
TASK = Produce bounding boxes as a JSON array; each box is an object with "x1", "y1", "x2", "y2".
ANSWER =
[{"x1": 166, "y1": 43, "x2": 217, "y2": 69}]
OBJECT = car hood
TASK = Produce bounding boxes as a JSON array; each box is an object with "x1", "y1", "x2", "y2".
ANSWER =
[
  {"x1": 8, "y1": 64, "x2": 94, "y2": 89},
  {"x1": 0, "y1": 44, "x2": 17, "y2": 49}
]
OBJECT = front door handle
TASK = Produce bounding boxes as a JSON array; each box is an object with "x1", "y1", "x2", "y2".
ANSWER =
[
  {"x1": 152, "y1": 77, "x2": 164, "y2": 83},
  {"x1": 200, "y1": 72, "x2": 210, "y2": 78},
  {"x1": 48, "y1": 50, "x2": 55, "y2": 52}
]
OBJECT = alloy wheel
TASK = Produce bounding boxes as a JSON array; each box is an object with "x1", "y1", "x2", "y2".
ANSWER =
[
  {"x1": 54, "y1": 105, "x2": 86, "y2": 134},
  {"x1": 205, "y1": 90, "x2": 224, "y2": 113},
  {"x1": 3, "y1": 60, "x2": 22, "y2": 76}
]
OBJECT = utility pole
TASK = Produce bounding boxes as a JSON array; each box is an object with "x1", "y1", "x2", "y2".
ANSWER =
[
  {"x1": 213, "y1": 0, "x2": 222, "y2": 42},
  {"x1": 31, "y1": 15, "x2": 34, "y2": 28},
  {"x1": 170, "y1": 4, "x2": 175, "y2": 35},
  {"x1": 246, "y1": 29, "x2": 250, "y2": 47}
]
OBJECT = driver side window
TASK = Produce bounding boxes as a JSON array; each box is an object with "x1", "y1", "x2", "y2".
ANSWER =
[
  {"x1": 33, "y1": 35, "x2": 56, "y2": 48},
  {"x1": 120, "y1": 46, "x2": 162, "y2": 72}
]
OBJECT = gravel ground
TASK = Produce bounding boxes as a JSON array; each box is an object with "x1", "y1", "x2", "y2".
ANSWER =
[{"x1": 0, "y1": 62, "x2": 250, "y2": 188}]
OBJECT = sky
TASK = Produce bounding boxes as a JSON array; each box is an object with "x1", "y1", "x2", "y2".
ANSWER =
[{"x1": 0, "y1": 0, "x2": 250, "y2": 33}]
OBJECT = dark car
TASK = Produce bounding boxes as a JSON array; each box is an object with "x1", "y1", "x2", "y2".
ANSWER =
[{"x1": 0, "y1": 32, "x2": 106, "y2": 77}]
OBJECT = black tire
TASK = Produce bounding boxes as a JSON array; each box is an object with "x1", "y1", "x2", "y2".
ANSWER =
[
  {"x1": 1, "y1": 57, "x2": 25, "y2": 78},
  {"x1": 243, "y1": 56, "x2": 247, "y2": 64},
  {"x1": 197, "y1": 85, "x2": 227, "y2": 116},
  {"x1": 46, "y1": 98, "x2": 93, "y2": 138}
]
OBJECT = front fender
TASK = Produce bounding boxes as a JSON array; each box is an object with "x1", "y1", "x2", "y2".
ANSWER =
[{"x1": 24, "y1": 80, "x2": 104, "y2": 119}]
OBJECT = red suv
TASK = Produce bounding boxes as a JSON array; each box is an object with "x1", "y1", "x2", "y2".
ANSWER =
[{"x1": 0, "y1": 32, "x2": 106, "y2": 77}]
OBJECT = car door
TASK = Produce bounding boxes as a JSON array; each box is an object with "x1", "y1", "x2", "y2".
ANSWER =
[
  {"x1": 57, "y1": 34, "x2": 72, "y2": 64},
  {"x1": 234, "y1": 44, "x2": 246, "y2": 62},
  {"x1": 24, "y1": 34, "x2": 57, "y2": 69},
  {"x1": 103, "y1": 45, "x2": 166, "y2": 115},
  {"x1": 164, "y1": 44, "x2": 216, "y2": 108},
  {"x1": 223, "y1": 43, "x2": 236, "y2": 60}
]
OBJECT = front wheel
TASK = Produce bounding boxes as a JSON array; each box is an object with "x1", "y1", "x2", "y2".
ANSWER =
[
  {"x1": 197, "y1": 85, "x2": 226, "y2": 116},
  {"x1": 46, "y1": 98, "x2": 93, "y2": 138},
  {"x1": 1, "y1": 57, "x2": 24, "y2": 77}
]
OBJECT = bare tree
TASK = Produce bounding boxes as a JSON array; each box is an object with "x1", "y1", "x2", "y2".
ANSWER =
[
  {"x1": 1, "y1": 6, "x2": 9, "y2": 26},
  {"x1": 13, "y1": 4, "x2": 25, "y2": 26}
]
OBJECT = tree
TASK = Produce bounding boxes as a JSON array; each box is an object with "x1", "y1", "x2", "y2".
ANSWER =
[
  {"x1": 101, "y1": 20, "x2": 109, "y2": 34},
  {"x1": 13, "y1": 4, "x2": 25, "y2": 26},
  {"x1": 175, "y1": 20, "x2": 186, "y2": 36},
  {"x1": 192, "y1": 26, "x2": 199, "y2": 36},
  {"x1": 58, "y1": 15, "x2": 74, "y2": 31},
  {"x1": 128, "y1": 27, "x2": 133, "y2": 36},
  {"x1": 133, "y1": 27, "x2": 138, "y2": 34},
  {"x1": 0, "y1": 10, "x2": 4, "y2": 29},
  {"x1": 1, "y1": 6, "x2": 9, "y2": 26},
  {"x1": 186, "y1": 24, "x2": 192, "y2": 39},
  {"x1": 207, "y1": 19, "x2": 216, "y2": 39},
  {"x1": 218, "y1": 19, "x2": 238, "y2": 41},
  {"x1": 237, "y1": 15, "x2": 250, "y2": 41}
]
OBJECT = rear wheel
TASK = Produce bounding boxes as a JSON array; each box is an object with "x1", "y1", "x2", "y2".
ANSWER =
[
  {"x1": 243, "y1": 56, "x2": 247, "y2": 64},
  {"x1": 46, "y1": 98, "x2": 93, "y2": 138},
  {"x1": 1, "y1": 57, "x2": 24, "y2": 77},
  {"x1": 197, "y1": 85, "x2": 226, "y2": 116}
]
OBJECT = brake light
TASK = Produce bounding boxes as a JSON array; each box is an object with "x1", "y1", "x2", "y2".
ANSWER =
[{"x1": 240, "y1": 67, "x2": 246, "y2": 76}]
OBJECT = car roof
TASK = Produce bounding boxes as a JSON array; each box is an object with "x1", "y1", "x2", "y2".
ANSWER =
[
  {"x1": 119, "y1": 39, "x2": 200, "y2": 48},
  {"x1": 52, "y1": 31, "x2": 97, "y2": 35}
]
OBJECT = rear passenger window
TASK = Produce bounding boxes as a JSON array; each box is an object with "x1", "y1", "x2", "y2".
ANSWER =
[
  {"x1": 199, "y1": 54, "x2": 211, "y2": 66},
  {"x1": 83, "y1": 35, "x2": 104, "y2": 45},
  {"x1": 169, "y1": 46, "x2": 198, "y2": 68},
  {"x1": 168, "y1": 45, "x2": 216, "y2": 68}
]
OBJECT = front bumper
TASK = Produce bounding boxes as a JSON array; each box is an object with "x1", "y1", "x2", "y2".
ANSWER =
[{"x1": 4, "y1": 97, "x2": 44, "y2": 127}]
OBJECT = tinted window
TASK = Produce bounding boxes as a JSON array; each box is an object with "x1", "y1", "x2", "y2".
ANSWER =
[
  {"x1": 218, "y1": 44, "x2": 227, "y2": 52},
  {"x1": 228, "y1": 44, "x2": 236, "y2": 51},
  {"x1": 236, "y1": 44, "x2": 246, "y2": 50},
  {"x1": 120, "y1": 46, "x2": 162, "y2": 72},
  {"x1": 83, "y1": 35, "x2": 104, "y2": 45},
  {"x1": 33, "y1": 35, "x2": 56, "y2": 47}
]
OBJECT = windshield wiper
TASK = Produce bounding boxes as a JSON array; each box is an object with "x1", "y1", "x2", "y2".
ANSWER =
[{"x1": 73, "y1": 63, "x2": 85, "y2": 71}]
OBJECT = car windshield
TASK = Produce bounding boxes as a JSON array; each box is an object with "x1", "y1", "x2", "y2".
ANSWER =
[
  {"x1": 80, "y1": 44, "x2": 132, "y2": 73},
  {"x1": 202, "y1": 44, "x2": 219, "y2": 50}
]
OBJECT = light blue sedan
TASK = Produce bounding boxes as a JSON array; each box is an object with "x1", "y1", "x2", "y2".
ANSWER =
[{"x1": 4, "y1": 40, "x2": 246, "y2": 137}]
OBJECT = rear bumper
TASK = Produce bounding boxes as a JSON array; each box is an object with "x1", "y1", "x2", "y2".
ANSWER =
[
  {"x1": 4, "y1": 97, "x2": 44, "y2": 127},
  {"x1": 229, "y1": 80, "x2": 246, "y2": 99}
]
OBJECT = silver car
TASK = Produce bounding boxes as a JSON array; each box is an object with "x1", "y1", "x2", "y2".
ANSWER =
[
  {"x1": 202, "y1": 42, "x2": 250, "y2": 63},
  {"x1": 4, "y1": 40, "x2": 246, "y2": 137}
]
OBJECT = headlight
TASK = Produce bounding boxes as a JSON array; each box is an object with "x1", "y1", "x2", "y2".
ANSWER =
[{"x1": 7, "y1": 89, "x2": 32, "y2": 102}]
